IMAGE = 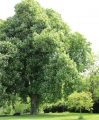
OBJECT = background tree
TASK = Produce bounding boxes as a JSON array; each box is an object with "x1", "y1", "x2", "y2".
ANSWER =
[
  {"x1": 86, "y1": 65, "x2": 99, "y2": 113},
  {"x1": 88, "y1": 67, "x2": 99, "y2": 100},
  {"x1": 67, "y1": 91, "x2": 93, "y2": 119},
  {"x1": 68, "y1": 32, "x2": 93, "y2": 72}
]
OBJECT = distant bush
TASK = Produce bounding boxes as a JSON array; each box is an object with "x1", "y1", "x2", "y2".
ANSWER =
[
  {"x1": 2, "y1": 103, "x2": 13, "y2": 115},
  {"x1": 93, "y1": 100, "x2": 99, "y2": 113},
  {"x1": 3, "y1": 106, "x2": 12, "y2": 115},
  {"x1": 67, "y1": 91, "x2": 93, "y2": 113},
  {"x1": 14, "y1": 101, "x2": 25, "y2": 114},
  {"x1": 43, "y1": 101, "x2": 67, "y2": 113}
]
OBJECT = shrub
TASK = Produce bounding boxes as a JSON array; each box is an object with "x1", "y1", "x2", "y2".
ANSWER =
[
  {"x1": 93, "y1": 100, "x2": 99, "y2": 113},
  {"x1": 67, "y1": 91, "x2": 93, "y2": 113},
  {"x1": 14, "y1": 101, "x2": 25, "y2": 114},
  {"x1": 43, "y1": 101, "x2": 67, "y2": 113}
]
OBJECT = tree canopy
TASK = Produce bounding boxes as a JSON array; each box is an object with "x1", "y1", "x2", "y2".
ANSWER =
[
  {"x1": 67, "y1": 91, "x2": 93, "y2": 112},
  {"x1": 0, "y1": 0, "x2": 93, "y2": 114}
]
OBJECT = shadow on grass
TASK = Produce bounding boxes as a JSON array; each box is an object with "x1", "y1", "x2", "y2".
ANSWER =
[
  {"x1": 23, "y1": 113, "x2": 78, "y2": 119},
  {"x1": 0, "y1": 112, "x2": 93, "y2": 120},
  {"x1": 0, "y1": 112, "x2": 76, "y2": 118},
  {"x1": 0, "y1": 115, "x2": 12, "y2": 117}
]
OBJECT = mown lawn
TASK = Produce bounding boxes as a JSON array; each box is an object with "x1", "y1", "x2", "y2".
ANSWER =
[{"x1": 0, "y1": 112, "x2": 99, "y2": 120}]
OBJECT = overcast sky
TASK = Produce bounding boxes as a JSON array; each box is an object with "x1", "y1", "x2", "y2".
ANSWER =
[{"x1": 0, "y1": 0, "x2": 99, "y2": 54}]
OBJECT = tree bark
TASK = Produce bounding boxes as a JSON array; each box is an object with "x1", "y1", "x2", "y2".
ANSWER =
[{"x1": 30, "y1": 95, "x2": 39, "y2": 115}]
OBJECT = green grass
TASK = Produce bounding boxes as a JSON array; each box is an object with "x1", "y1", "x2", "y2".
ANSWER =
[{"x1": 0, "y1": 112, "x2": 99, "y2": 120}]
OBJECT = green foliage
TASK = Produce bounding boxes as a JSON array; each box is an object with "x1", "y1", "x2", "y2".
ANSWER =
[
  {"x1": 0, "y1": 0, "x2": 93, "y2": 114},
  {"x1": 86, "y1": 66, "x2": 99, "y2": 101},
  {"x1": 68, "y1": 32, "x2": 93, "y2": 72},
  {"x1": 67, "y1": 91, "x2": 93, "y2": 112},
  {"x1": 43, "y1": 101, "x2": 67, "y2": 113},
  {"x1": 0, "y1": 96, "x2": 30, "y2": 115},
  {"x1": 3, "y1": 104, "x2": 12, "y2": 115},
  {"x1": 14, "y1": 101, "x2": 25, "y2": 114},
  {"x1": 13, "y1": 97, "x2": 30, "y2": 114}
]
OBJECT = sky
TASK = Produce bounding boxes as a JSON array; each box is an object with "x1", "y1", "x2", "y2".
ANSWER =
[{"x1": 0, "y1": 0, "x2": 99, "y2": 54}]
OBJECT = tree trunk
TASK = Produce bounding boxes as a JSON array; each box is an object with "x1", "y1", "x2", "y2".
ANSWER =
[{"x1": 30, "y1": 95, "x2": 38, "y2": 115}]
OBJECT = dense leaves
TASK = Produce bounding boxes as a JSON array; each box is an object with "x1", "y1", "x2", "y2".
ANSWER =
[
  {"x1": 0, "y1": 0, "x2": 93, "y2": 114},
  {"x1": 67, "y1": 91, "x2": 93, "y2": 112}
]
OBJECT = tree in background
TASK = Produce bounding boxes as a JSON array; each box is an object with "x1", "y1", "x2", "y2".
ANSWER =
[
  {"x1": 67, "y1": 91, "x2": 93, "y2": 119},
  {"x1": 86, "y1": 65, "x2": 99, "y2": 113},
  {"x1": 88, "y1": 67, "x2": 99, "y2": 100},
  {"x1": 68, "y1": 32, "x2": 93, "y2": 72},
  {"x1": 0, "y1": 0, "x2": 93, "y2": 114}
]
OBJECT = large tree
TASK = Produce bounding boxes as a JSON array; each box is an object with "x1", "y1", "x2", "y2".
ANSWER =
[{"x1": 0, "y1": 0, "x2": 93, "y2": 114}]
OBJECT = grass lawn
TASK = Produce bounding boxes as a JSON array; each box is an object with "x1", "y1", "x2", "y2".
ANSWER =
[{"x1": 0, "y1": 112, "x2": 99, "y2": 120}]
